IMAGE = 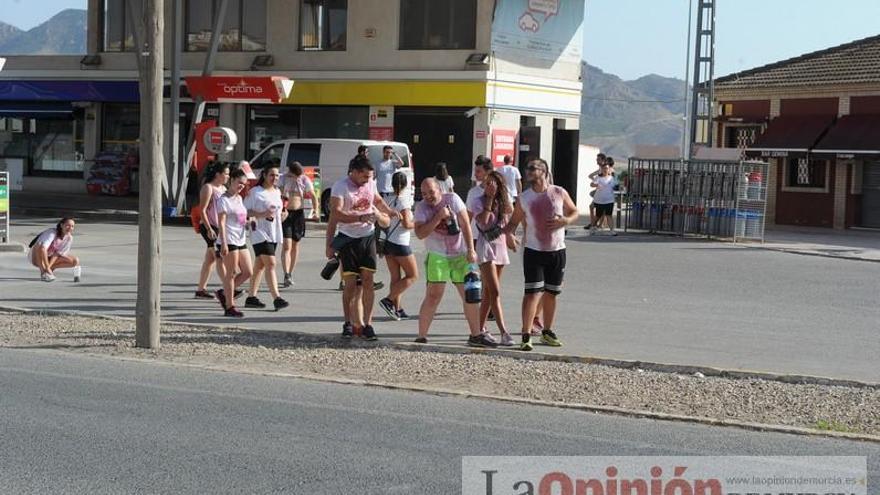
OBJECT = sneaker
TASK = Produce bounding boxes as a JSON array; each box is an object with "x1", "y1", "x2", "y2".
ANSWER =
[
  {"x1": 487, "y1": 310, "x2": 496, "y2": 321},
  {"x1": 245, "y1": 296, "x2": 266, "y2": 309},
  {"x1": 362, "y1": 325, "x2": 378, "y2": 341},
  {"x1": 520, "y1": 335, "x2": 534, "y2": 351},
  {"x1": 194, "y1": 289, "x2": 214, "y2": 299},
  {"x1": 41, "y1": 272, "x2": 56, "y2": 282},
  {"x1": 588, "y1": 226, "x2": 597, "y2": 236},
  {"x1": 378, "y1": 297, "x2": 399, "y2": 320},
  {"x1": 468, "y1": 333, "x2": 498, "y2": 348},
  {"x1": 609, "y1": 230, "x2": 618, "y2": 236},
  {"x1": 414, "y1": 336, "x2": 427, "y2": 344},
  {"x1": 224, "y1": 306, "x2": 244, "y2": 318},
  {"x1": 72, "y1": 266, "x2": 81, "y2": 283},
  {"x1": 273, "y1": 297, "x2": 289, "y2": 311},
  {"x1": 337, "y1": 281, "x2": 345, "y2": 291},
  {"x1": 341, "y1": 322, "x2": 354, "y2": 339},
  {"x1": 282, "y1": 274, "x2": 292, "y2": 288},
  {"x1": 541, "y1": 329, "x2": 563, "y2": 347},
  {"x1": 396, "y1": 308, "x2": 410, "y2": 320},
  {"x1": 481, "y1": 330, "x2": 498, "y2": 344},
  {"x1": 372, "y1": 281, "x2": 384, "y2": 290},
  {"x1": 233, "y1": 289, "x2": 244, "y2": 299},
  {"x1": 500, "y1": 333, "x2": 515, "y2": 346},
  {"x1": 215, "y1": 289, "x2": 227, "y2": 311}
]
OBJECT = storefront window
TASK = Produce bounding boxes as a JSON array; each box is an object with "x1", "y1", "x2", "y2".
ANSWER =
[
  {"x1": 399, "y1": 0, "x2": 476, "y2": 50},
  {"x1": 186, "y1": 0, "x2": 266, "y2": 52},
  {"x1": 786, "y1": 158, "x2": 827, "y2": 189},
  {"x1": 103, "y1": 103, "x2": 140, "y2": 153},
  {"x1": 247, "y1": 106, "x2": 368, "y2": 158},
  {"x1": 103, "y1": 0, "x2": 142, "y2": 52},
  {"x1": 0, "y1": 111, "x2": 85, "y2": 177},
  {"x1": 299, "y1": 0, "x2": 347, "y2": 51}
]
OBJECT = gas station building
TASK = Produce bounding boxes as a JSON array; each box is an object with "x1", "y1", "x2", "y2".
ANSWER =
[{"x1": 0, "y1": 0, "x2": 584, "y2": 200}]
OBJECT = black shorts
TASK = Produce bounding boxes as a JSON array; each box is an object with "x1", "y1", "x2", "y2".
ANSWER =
[
  {"x1": 523, "y1": 248, "x2": 566, "y2": 295},
  {"x1": 335, "y1": 233, "x2": 377, "y2": 276},
  {"x1": 384, "y1": 240, "x2": 412, "y2": 257},
  {"x1": 252, "y1": 241, "x2": 277, "y2": 257},
  {"x1": 215, "y1": 244, "x2": 247, "y2": 256},
  {"x1": 595, "y1": 202, "x2": 614, "y2": 217},
  {"x1": 199, "y1": 224, "x2": 218, "y2": 247},
  {"x1": 282, "y1": 209, "x2": 306, "y2": 241}
]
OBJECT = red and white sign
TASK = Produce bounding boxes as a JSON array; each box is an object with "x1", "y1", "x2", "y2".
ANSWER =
[
  {"x1": 491, "y1": 129, "x2": 517, "y2": 167},
  {"x1": 203, "y1": 126, "x2": 237, "y2": 154},
  {"x1": 368, "y1": 106, "x2": 394, "y2": 141},
  {"x1": 184, "y1": 76, "x2": 294, "y2": 104}
]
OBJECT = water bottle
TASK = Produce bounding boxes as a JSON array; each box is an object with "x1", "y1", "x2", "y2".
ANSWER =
[
  {"x1": 464, "y1": 264, "x2": 482, "y2": 304},
  {"x1": 320, "y1": 256, "x2": 340, "y2": 280},
  {"x1": 445, "y1": 206, "x2": 460, "y2": 236}
]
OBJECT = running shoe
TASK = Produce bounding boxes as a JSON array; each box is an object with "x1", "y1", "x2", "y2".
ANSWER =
[
  {"x1": 468, "y1": 333, "x2": 498, "y2": 348},
  {"x1": 341, "y1": 322, "x2": 354, "y2": 339},
  {"x1": 541, "y1": 329, "x2": 563, "y2": 347},
  {"x1": 373, "y1": 281, "x2": 384, "y2": 290},
  {"x1": 41, "y1": 272, "x2": 56, "y2": 282},
  {"x1": 487, "y1": 310, "x2": 496, "y2": 321},
  {"x1": 520, "y1": 335, "x2": 534, "y2": 351},
  {"x1": 215, "y1": 289, "x2": 227, "y2": 311},
  {"x1": 245, "y1": 296, "x2": 266, "y2": 309},
  {"x1": 481, "y1": 330, "x2": 498, "y2": 344},
  {"x1": 224, "y1": 307, "x2": 244, "y2": 318},
  {"x1": 233, "y1": 289, "x2": 245, "y2": 299},
  {"x1": 396, "y1": 308, "x2": 410, "y2": 320},
  {"x1": 273, "y1": 297, "x2": 289, "y2": 311},
  {"x1": 282, "y1": 274, "x2": 292, "y2": 288},
  {"x1": 194, "y1": 289, "x2": 214, "y2": 299},
  {"x1": 362, "y1": 325, "x2": 378, "y2": 341},
  {"x1": 378, "y1": 298, "x2": 399, "y2": 320},
  {"x1": 609, "y1": 230, "x2": 618, "y2": 237},
  {"x1": 500, "y1": 333, "x2": 515, "y2": 346},
  {"x1": 414, "y1": 336, "x2": 427, "y2": 344}
]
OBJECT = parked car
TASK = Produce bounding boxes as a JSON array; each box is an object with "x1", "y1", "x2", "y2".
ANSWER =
[{"x1": 248, "y1": 139, "x2": 415, "y2": 220}]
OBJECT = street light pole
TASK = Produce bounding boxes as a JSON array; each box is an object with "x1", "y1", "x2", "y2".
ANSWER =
[{"x1": 135, "y1": 0, "x2": 164, "y2": 349}]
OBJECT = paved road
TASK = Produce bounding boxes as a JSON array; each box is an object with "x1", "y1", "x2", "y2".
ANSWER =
[
  {"x1": 1, "y1": 217, "x2": 878, "y2": 382},
  {"x1": 0, "y1": 348, "x2": 877, "y2": 494}
]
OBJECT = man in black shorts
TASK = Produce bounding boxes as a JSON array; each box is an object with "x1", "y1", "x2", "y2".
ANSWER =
[
  {"x1": 326, "y1": 155, "x2": 396, "y2": 340},
  {"x1": 506, "y1": 158, "x2": 579, "y2": 351}
]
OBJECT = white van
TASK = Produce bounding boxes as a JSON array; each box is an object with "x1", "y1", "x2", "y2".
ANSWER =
[{"x1": 248, "y1": 139, "x2": 415, "y2": 220}]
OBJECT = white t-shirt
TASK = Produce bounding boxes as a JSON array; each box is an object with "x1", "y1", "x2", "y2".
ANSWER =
[
  {"x1": 215, "y1": 194, "x2": 248, "y2": 247},
  {"x1": 35, "y1": 228, "x2": 72, "y2": 257},
  {"x1": 593, "y1": 174, "x2": 618, "y2": 204},
  {"x1": 465, "y1": 184, "x2": 484, "y2": 234},
  {"x1": 383, "y1": 195, "x2": 413, "y2": 246},
  {"x1": 244, "y1": 186, "x2": 283, "y2": 244},
  {"x1": 437, "y1": 176, "x2": 455, "y2": 194},
  {"x1": 498, "y1": 165, "x2": 522, "y2": 199},
  {"x1": 519, "y1": 185, "x2": 567, "y2": 252},
  {"x1": 376, "y1": 159, "x2": 398, "y2": 194},
  {"x1": 331, "y1": 177, "x2": 378, "y2": 239},
  {"x1": 414, "y1": 193, "x2": 468, "y2": 256}
]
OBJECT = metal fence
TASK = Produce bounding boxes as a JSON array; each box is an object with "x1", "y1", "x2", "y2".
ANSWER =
[{"x1": 624, "y1": 158, "x2": 768, "y2": 241}]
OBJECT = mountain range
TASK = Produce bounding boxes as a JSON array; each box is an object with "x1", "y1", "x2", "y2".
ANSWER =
[{"x1": 0, "y1": 10, "x2": 687, "y2": 160}]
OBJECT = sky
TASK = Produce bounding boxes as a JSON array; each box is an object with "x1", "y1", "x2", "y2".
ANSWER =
[
  {"x1": 584, "y1": 0, "x2": 880, "y2": 80},
  {"x1": 2, "y1": 0, "x2": 880, "y2": 82}
]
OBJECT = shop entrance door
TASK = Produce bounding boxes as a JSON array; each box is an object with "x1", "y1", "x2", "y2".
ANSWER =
[
  {"x1": 518, "y1": 126, "x2": 541, "y2": 177},
  {"x1": 394, "y1": 108, "x2": 474, "y2": 197},
  {"x1": 862, "y1": 161, "x2": 880, "y2": 228}
]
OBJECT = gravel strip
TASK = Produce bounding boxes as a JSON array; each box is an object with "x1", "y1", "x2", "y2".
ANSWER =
[{"x1": 2, "y1": 311, "x2": 878, "y2": 436}]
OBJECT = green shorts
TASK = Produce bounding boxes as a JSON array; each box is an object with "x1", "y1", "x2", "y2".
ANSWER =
[{"x1": 425, "y1": 252, "x2": 469, "y2": 284}]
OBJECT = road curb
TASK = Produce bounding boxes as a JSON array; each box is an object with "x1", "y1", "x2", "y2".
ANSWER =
[
  {"x1": 0, "y1": 242, "x2": 26, "y2": 253},
  {"x1": 740, "y1": 244, "x2": 880, "y2": 263},
  {"x1": 15, "y1": 347, "x2": 880, "y2": 444},
  {"x1": 2, "y1": 304, "x2": 878, "y2": 390}
]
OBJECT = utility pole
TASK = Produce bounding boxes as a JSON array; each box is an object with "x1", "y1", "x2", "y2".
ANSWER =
[{"x1": 135, "y1": 0, "x2": 164, "y2": 349}]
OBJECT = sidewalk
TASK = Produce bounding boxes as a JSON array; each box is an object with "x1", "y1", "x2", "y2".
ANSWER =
[{"x1": 751, "y1": 226, "x2": 880, "y2": 262}]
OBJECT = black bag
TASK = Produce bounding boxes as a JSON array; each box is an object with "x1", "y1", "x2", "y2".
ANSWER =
[{"x1": 478, "y1": 224, "x2": 503, "y2": 242}]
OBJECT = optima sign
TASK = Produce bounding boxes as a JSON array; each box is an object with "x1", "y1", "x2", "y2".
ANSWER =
[{"x1": 185, "y1": 76, "x2": 293, "y2": 104}]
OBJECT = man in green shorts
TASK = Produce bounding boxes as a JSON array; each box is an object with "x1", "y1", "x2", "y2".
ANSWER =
[{"x1": 413, "y1": 178, "x2": 497, "y2": 347}]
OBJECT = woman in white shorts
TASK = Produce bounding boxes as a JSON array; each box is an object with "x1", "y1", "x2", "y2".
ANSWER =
[
  {"x1": 215, "y1": 168, "x2": 254, "y2": 317},
  {"x1": 28, "y1": 217, "x2": 81, "y2": 282}
]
